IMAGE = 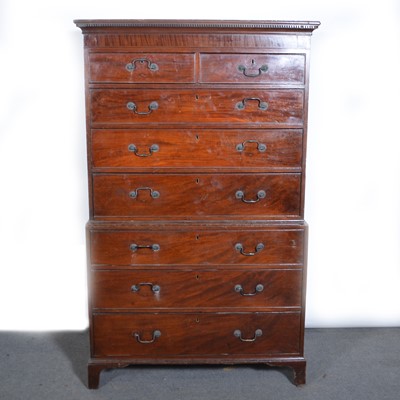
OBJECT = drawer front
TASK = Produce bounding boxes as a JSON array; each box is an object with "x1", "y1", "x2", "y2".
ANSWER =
[
  {"x1": 89, "y1": 53, "x2": 195, "y2": 83},
  {"x1": 92, "y1": 173, "x2": 301, "y2": 218},
  {"x1": 200, "y1": 53, "x2": 305, "y2": 84},
  {"x1": 92, "y1": 312, "x2": 301, "y2": 357},
  {"x1": 91, "y1": 129, "x2": 303, "y2": 170},
  {"x1": 91, "y1": 269, "x2": 302, "y2": 309},
  {"x1": 90, "y1": 89, "x2": 304, "y2": 126},
  {"x1": 90, "y1": 228, "x2": 304, "y2": 266}
]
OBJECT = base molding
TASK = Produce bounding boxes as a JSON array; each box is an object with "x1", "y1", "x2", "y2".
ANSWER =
[{"x1": 88, "y1": 357, "x2": 306, "y2": 389}]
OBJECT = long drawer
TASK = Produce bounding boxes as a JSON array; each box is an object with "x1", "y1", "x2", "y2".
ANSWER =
[
  {"x1": 90, "y1": 89, "x2": 304, "y2": 126},
  {"x1": 92, "y1": 173, "x2": 301, "y2": 218},
  {"x1": 90, "y1": 228, "x2": 304, "y2": 266},
  {"x1": 91, "y1": 129, "x2": 303, "y2": 170},
  {"x1": 91, "y1": 269, "x2": 302, "y2": 309},
  {"x1": 92, "y1": 312, "x2": 301, "y2": 357}
]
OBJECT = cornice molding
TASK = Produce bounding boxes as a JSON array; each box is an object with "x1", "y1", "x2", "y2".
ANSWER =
[{"x1": 74, "y1": 19, "x2": 320, "y2": 32}]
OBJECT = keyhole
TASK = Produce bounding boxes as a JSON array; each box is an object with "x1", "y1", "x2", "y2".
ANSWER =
[
  {"x1": 251, "y1": 59, "x2": 255, "y2": 65},
  {"x1": 195, "y1": 317, "x2": 200, "y2": 323},
  {"x1": 196, "y1": 178, "x2": 200, "y2": 184},
  {"x1": 195, "y1": 134, "x2": 199, "y2": 140},
  {"x1": 195, "y1": 94, "x2": 199, "y2": 100},
  {"x1": 195, "y1": 234, "x2": 200, "y2": 240},
  {"x1": 196, "y1": 274, "x2": 200, "y2": 280}
]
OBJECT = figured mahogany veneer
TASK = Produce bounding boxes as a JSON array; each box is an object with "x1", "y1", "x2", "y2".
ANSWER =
[
  {"x1": 75, "y1": 19, "x2": 319, "y2": 389},
  {"x1": 92, "y1": 312, "x2": 302, "y2": 357},
  {"x1": 90, "y1": 227, "x2": 305, "y2": 266},
  {"x1": 90, "y1": 88, "x2": 304, "y2": 127},
  {"x1": 199, "y1": 53, "x2": 305, "y2": 84},
  {"x1": 92, "y1": 173, "x2": 301, "y2": 219},
  {"x1": 91, "y1": 129, "x2": 303, "y2": 170},
  {"x1": 89, "y1": 53, "x2": 196, "y2": 83},
  {"x1": 91, "y1": 269, "x2": 303, "y2": 310}
]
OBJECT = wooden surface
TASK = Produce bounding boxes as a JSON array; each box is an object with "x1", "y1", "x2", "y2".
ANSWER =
[
  {"x1": 91, "y1": 269, "x2": 303, "y2": 310},
  {"x1": 75, "y1": 19, "x2": 319, "y2": 389},
  {"x1": 199, "y1": 53, "x2": 305, "y2": 84},
  {"x1": 89, "y1": 53, "x2": 196, "y2": 83},
  {"x1": 92, "y1": 312, "x2": 301, "y2": 357},
  {"x1": 91, "y1": 128, "x2": 303, "y2": 171},
  {"x1": 92, "y1": 173, "x2": 301, "y2": 218},
  {"x1": 90, "y1": 88, "x2": 304, "y2": 126},
  {"x1": 90, "y1": 227, "x2": 305, "y2": 266}
]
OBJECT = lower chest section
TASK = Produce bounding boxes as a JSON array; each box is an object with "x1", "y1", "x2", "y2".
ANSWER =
[{"x1": 88, "y1": 222, "x2": 306, "y2": 359}]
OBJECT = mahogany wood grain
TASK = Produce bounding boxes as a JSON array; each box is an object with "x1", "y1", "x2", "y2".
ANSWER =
[
  {"x1": 90, "y1": 228, "x2": 304, "y2": 266},
  {"x1": 90, "y1": 89, "x2": 304, "y2": 126},
  {"x1": 75, "y1": 19, "x2": 319, "y2": 389},
  {"x1": 91, "y1": 129, "x2": 303, "y2": 170},
  {"x1": 89, "y1": 53, "x2": 195, "y2": 83},
  {"x1": 91, "y1": 269, "x2": 302, "y2": 309},
  {"x1": 82, "y1": 34, "x2": 312, "y2": 51},
  {"x1": 199, "y1": 53, "x2": 305, "y2": 84},
  {"x1": 92, "y1": 173, "x2": 301, "y2": 218},
  {"x1": 92, "y1": 312, "x2": 301, "y2": 357},
  {"x1": 75, "y1": 19, "x2": 320, "y2": 51}
]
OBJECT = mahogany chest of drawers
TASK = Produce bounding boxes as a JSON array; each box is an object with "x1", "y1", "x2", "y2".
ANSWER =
[{"x1": 74, "y1": 19, "x2": 319, "y2": 389}]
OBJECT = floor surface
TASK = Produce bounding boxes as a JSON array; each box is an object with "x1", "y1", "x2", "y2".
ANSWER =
[{"x1": 0, "y1": 328, "x2": 399, "y2": 400}]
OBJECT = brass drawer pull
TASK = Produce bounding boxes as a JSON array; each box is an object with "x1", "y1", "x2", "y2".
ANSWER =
[
  {"x1": 130, "y1": 243, "x2": 160, "y2": 252},
  {"x1": 127, "y1": 101, "x2": 159, "y2": 115},
  {"x1": 133, "y1": 330, "x2": 161, "y2": 344},
  {"x1": 129, "y1": 187, "x2": 160, "y2": 199},
  {"x1": 128, "y1": 143, "x2": 159, "y2": 157},
  {"x1": 237, "y1": 60, "x2": 268, "y2": 77},
  {"x1": 131, "y1": 282, "x2": 161, "y2": 294},
  {"x1": 236, "y1": 139, "x2": 267, "y2": 153},
  {"x1": 234, "y1": 283, "x2": 264, "y2": 296},
  {"x1": 126, "y1": 58, "x2": 159, "y2": 72},
  {"x1": 233, "y1": 329, "x2": 263, "y2": 342},
  {"x1": 235, "y1": 190, "x2": 266, "y2": 203},
  {"x1": 235, "y1": 242, "x2": 265, "y2": 256},
  {"x1": 235, "y1": 97, "x2": 268, "y2": 111}
]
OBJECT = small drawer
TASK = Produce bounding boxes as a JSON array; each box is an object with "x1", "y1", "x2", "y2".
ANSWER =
[
  {"x1": 91, "y1": 269, "x2": 302, "y2": 310},
  {"x1": 91, "y1": 129, "x2": 303, "y2": 170},
  {"x1": 90, "y1": 227, "x2": 305, "y2": 266},
  {"x1": 92, "y1": 312, "x2": 301, "y2": 357},
  {"x1": 90, "y1": 89, "x2": 304, "y2": 127},
  {"x1": 92, "y1": 173, "x2": 301, "y2": 218},
  {"x1": 89, "y1": 53, "x2": 195, "y2": 83},
  {"x1": 200, "y1": 53, "x2": 305, "y2": 84}
]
